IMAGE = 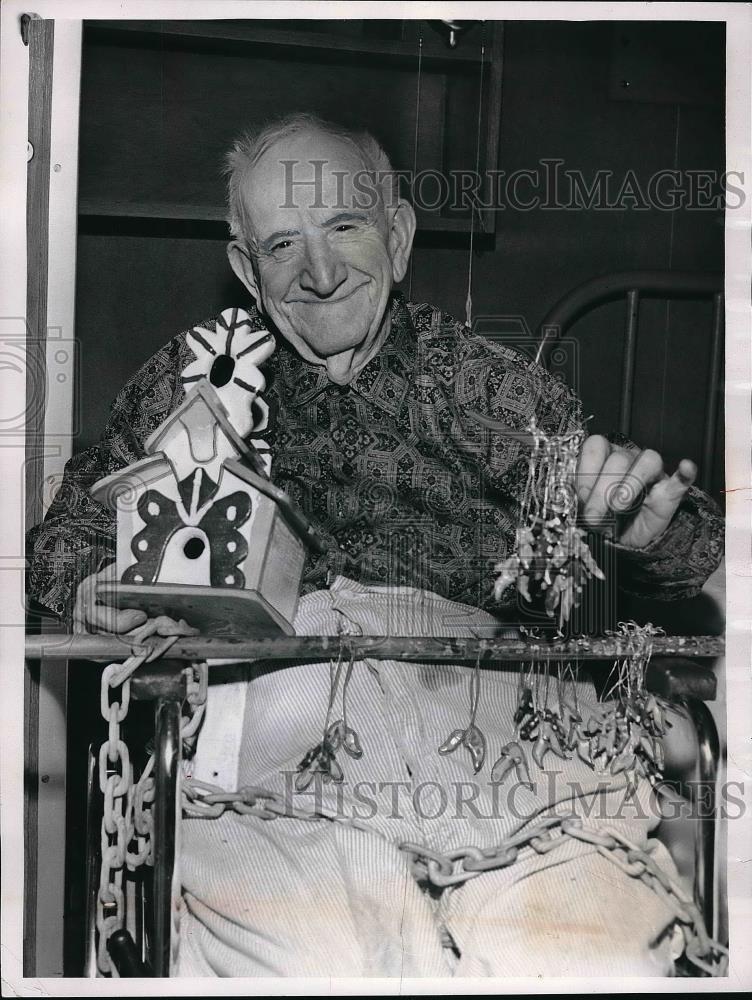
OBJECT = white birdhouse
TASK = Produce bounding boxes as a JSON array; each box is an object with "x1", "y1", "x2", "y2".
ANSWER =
[{"x1": 91, "y1": 314, "x2": 324, "y2": 635}]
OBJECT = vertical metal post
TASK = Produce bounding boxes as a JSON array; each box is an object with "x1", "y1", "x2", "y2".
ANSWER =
[
  {"x1": 680, "y1": 695, "x2": 720, "y2": 939},
  {"x1": 83, "y1": 747, "x2": 99, "y2": 977},
  {"x1": 152, "y1": 697, "x2": 181, "y2": 977},
  {"x1": 701, "y1": 293, "x2": 724, "y2": 493},
  {"x1": 619, "y1": 289, "x2": 640, "y2": 438}
]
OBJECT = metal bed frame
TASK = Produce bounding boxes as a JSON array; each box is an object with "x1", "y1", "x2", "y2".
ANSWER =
[
  {"x1": 26, "y1": 633, "x2": 724, "y2": 977},
  {"x1": 25, "y1": 269, "x2": 727, "y2": 977},
  {"x1": 536, "y1": 270, "x2": 724, "y2": 492}
]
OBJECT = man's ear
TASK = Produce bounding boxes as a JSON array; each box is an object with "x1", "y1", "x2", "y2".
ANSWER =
[
  {"x1": 227, "y1": 240, "x2": 261, "y2": 307},
  {"x1": 388, "y1": 198, "x2": 417, "y2": 284}
]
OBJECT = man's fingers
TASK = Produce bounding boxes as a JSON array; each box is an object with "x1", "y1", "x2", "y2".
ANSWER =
[
  {"x1": 581, "y1": 449, "x2": 633, "y2": 527},
  {"x1": 90, "y1": 602, "x2": 148, "y2": 634},
  {"x1": 73, "y1": 564, "x2": 151, "y2": 634},
  {"x1": 646, "y1": 458, "x2": 697, "y2": 511},
  {"x1": 126, "y1": 615, "x2": 199, "y2": 646},
  {"x1": 673, "y1": 458, "x2": 697, "y2": 492},
  {"x1": 609, "y1": 448, "x2": 665, "y2": 513},
  {"x1": 618, "y1": 458, "x2": 697, "y2": 548},
  {"x1": 575, "y1": 435, "x2": 611, "y2": 505}
]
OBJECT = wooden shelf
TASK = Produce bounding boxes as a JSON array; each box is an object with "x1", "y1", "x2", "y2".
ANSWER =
[
  {"x1": 78, "y1": 19, "x2": 503, "y2": 239},
  {"x1": 78, "y1": 199, "x2": 228, "y2": 223},
  {"x1": 85, "y1": 19, "x2": 496, "y2": 67},
  {"x1": 77, "y1": 199, "x2": 482, "y2": 235}
]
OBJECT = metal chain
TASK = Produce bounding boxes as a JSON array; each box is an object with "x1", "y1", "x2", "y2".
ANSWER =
[
  {"x1": 96, "y1": 650, "x2": 149, "y2": 976},
  {"x1": 181, "y1": 777, "x2": 727, "y2": 975},
  {"x1": 95, "y1": 642, "x2": 207, "y2": 976},
  {"x1": 400, "y1": 816, "x2": 728, "y2": 977}
]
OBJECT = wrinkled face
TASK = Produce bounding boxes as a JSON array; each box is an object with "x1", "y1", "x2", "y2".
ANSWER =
[{"x1": 238, "y1": 131, "x2": 403, "y2": 384}]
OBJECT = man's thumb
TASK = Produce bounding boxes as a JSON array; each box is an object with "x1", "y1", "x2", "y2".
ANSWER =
[{"x1": 662, "y1": 459, "x2": 697, "y2": 503}]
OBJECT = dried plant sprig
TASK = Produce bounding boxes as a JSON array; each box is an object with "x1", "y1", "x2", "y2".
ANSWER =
[{"x1": 494, "y1": 420, "x2": 604, "y2": 628}]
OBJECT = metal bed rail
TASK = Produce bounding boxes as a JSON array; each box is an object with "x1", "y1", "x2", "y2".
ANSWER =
[
  {"x1": 25, "y1": 632, "x2": 725, "y2": 664},
  {"x1": 535, "y1": 270, "x2": 724, "y2": 492}
]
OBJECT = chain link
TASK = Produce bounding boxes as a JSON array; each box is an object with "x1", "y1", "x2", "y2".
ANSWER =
[
  {"x1": 182, "y1": 775, "x2": 726, "y2": 974},
  {"x1": 96, "y1": 652, "x2": 150, "y2": 975},
  {"x1": 95, "y1": 642, "x2": 207, "y2": 976},
  {"x1": 399, "y1": 816, "x2": 728, "y2": 976}
]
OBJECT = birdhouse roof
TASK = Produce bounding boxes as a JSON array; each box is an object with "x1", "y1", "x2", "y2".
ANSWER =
[
  {"x1": 145, "y1": 380, "x2": 268, "y2": 478},
  {"x1": 90, "y1": 453, "x2": 173, "y2": 512}
]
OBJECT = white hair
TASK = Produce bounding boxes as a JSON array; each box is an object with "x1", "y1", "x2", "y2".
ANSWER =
[{"x1": 224, "y1": 113, "x2": 402, "y2": 244}]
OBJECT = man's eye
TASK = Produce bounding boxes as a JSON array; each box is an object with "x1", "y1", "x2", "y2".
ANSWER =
[
  {"x1": 272, "y1": 240, "x2": 293, "y2": 251},
  {"x1": 335, "y1": 224, "x2": 356, "y2": 232}
]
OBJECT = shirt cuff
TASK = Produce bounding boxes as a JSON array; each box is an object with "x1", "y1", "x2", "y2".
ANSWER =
[{"x1": 602, "y1": 485, "x2": 724, "y2": 602}]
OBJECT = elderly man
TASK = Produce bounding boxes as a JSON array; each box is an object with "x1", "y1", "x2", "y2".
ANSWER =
[{"x1": 27, "y1": 114, "x2": 723, "y2": 977}]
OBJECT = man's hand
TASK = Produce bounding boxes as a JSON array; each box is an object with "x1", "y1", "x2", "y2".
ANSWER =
[
  {"x1": 575, "y1": 435, "x2": 697, "y2": 550},
  {"x1": 73, "y1": 563, "x2": 148, "y2": 634}
]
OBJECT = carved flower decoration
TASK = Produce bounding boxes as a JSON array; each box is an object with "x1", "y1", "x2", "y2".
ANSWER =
[{"x1": 182, "y1": 307, "x2": 275, "y2": 440}]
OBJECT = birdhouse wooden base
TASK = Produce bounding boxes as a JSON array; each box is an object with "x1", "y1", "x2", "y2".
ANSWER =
[{"x1": 95, "y1": 582, "x2": 295, "y2": 635}]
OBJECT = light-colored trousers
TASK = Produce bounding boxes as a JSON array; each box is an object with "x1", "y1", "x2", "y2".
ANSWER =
[{"x1": 177, "y1": 578, "x2": 686, "y2": 977}]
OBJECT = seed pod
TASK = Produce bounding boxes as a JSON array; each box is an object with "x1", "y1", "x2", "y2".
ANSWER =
[
  {"x1": 491, "y1": 754, "x2": 516, "y2": 784},
  {"x1": 493, "y1": 555, "x2": 518, "y2": 597},
  {"x1": 463, "y1": 724, "x2": 487, "y2": 774},
  {"x1": 639, "y1": 734, "x2": 656, "y2": 761},
  {"x1": 514, "y1": 688, "x2": 534, "y2": 725},
  {"x1": 326, "y1": 720, "x2": 345, "y2": 751},
  {"x1": 297, "y1": 743, "x2": 322, "y2": 772},
  {"x1": 295, "y1": 767, "x2": 316, "y2": 792},
  {"x1": 547, "y1": 724, "x2": 568, "y2": 759},
  {"x1": 654, "y1": 738, "x2": 665, "y2": 772},
  {"x1": 438, "y1": 729, "x2": 465, "y2": 755},
  {"x1": 566, "y1": 721, "x2": 580, "y2": 751},
  {"x1": 532, "y1": 734, "x2": 550, "y2": 769},
  {"x1": 611, "y1": 752, "x2": 635, "y2": 775},
  {"x1": 519, "y1": 539, "x2": 535, "y2": 569},
  {"x1": 577, "y1": 738, "x2": 594, "y2": 767},
  {"x1": 328, "y1": 756, "x2": 344, "y2": 783},
  {"x1": 514, "y1": 750, "x2": 534, "y2": 790},
  {"x1": 343, "y1": 727, "x2": 363, "y2": 759}
]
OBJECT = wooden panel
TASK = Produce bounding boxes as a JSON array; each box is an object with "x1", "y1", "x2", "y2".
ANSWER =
[
  {"x1": 25, "y1": 17, "x2": 82, "y2": 978},
  {"x1": 24, "y1": 17, "x2": 54, "y2": 977},
  {"x1": 25, "y1": 17, "x2": 54, "y2": 531},
  {"x1": 43, "y1": 20, "x2": 82, "y2": 514}
]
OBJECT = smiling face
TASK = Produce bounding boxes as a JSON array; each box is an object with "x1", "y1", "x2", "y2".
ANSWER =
[{"x1": 227, "y1": 128, "x2": 416, "y2": 385}]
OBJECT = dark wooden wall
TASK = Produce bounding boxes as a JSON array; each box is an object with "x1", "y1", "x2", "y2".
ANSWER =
[{"x1": 74, "y1": 19, "x2": 725, "y2": 499}]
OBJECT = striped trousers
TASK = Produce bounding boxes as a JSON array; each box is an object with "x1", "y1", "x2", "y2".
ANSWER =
[{"x1": 176, "y1": 578, "x2": 686, "y2": 976}]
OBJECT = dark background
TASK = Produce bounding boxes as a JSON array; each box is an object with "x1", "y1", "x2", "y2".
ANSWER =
[{"x1": 74, "y1": 18, "x2": 726, "y2": 500}]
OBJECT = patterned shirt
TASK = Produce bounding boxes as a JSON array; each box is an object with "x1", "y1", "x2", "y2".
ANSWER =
[{"x1": 26, "y1": 293, "x2": 724, "y2": 623}]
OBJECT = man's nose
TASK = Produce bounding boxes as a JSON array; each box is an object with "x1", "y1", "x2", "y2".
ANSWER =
[{"x1": 298, "y1": 234, "x2": 348, "y2": 298}]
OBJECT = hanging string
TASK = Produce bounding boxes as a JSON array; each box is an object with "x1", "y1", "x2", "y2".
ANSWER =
[
  {"x1": 465, "y1": 35, "x2": 486, "y2": 329},
  {"x1": 407, "y1": 34, "x2": 423, "y2": 303}
]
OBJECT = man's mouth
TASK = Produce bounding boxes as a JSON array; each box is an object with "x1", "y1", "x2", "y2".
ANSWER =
[{"x1": 287, "y1": 282, "x2": 369, "y2": 306}]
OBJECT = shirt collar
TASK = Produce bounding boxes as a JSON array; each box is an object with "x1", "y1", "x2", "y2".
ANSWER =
[{"x1": 274, "y1": 291, "x2": 417, "y2": 413}]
